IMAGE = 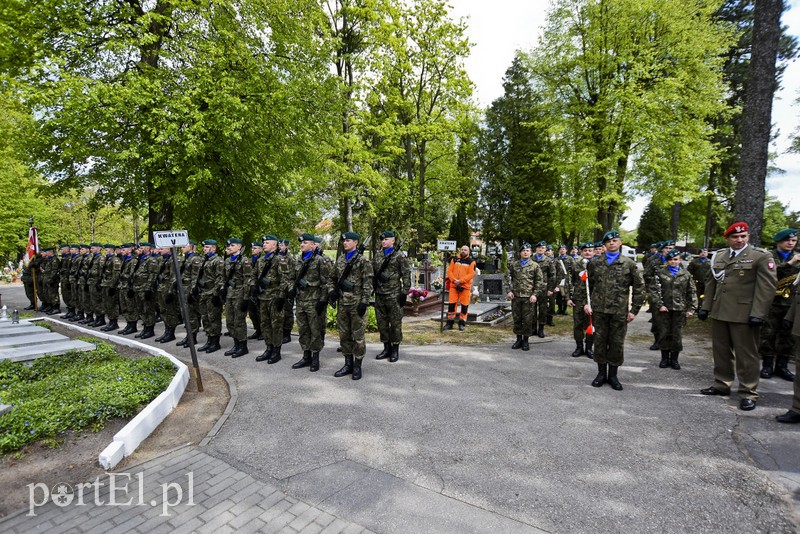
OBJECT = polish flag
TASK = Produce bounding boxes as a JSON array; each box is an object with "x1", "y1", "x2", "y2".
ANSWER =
[{"x1": 25, "y1": 226, "x2": 38, "y2": 266}]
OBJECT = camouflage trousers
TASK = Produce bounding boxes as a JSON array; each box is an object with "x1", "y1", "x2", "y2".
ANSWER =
[
  {"x1": 158, "y1": 290, "x2": 180, "y2": 329},
  {"x1": 375, "y1": 293, "x2": 403, "y2": 343},
  {"x1": 198, "y1": 296, "x2": 222, "y2": 336},
  {"x1": 89, "y1": 284, "x2": 103, "y2": 315},
  {"x1": 572, "y1": 303, "x2": 593, "y2": 344},
  {"x1": 654, "y1": 310, "x2": 687, "y2": 352},
  {"x1": 511, "y1": 297, "x2": 535, "y2": 336},
  {"x1": 134, "y1": 292, "x2": 157, "y2": 327},
  {"x1": 79, "y1": 285, "x2": 91, "y2": 313},
  {"x1": 186, "y1": 299, "x2": 201, "y2": 334},
  {"x1": 337, "y1": 304, "x2": 366, "y2": 359},
  {"x1": 121, "y1": 289, "x2": 137, "y2": 322},
  {"x1": 296, "y1": 299, "x2": 324, "y2": 352},
  {"x1": 759, "y1": 304, "x2": 794, "y2": 367},
  {"x1": 23, "y1": 279, "x2": 36, "y2": 306},
  {"x1": 71, "y1": 283, "x2": 82, "y2": 311},
  {"x1": 283, "y1": 296, "x2": 295, "y2": 334},
  {"x1": 258, "y1": 298, "x2": 284, "y2": 348},
  {"x1": 104, "y1": 287, "x2": 120, "y2": 320},
  {"x1": 592, "y1": 311, "x2": 628, "y2": 367},
  {"x1": 224, "y1": 298, "x2": 248, "y2": 341},
  {"x1": 535, "y1": 295, "x2": 548, "y2": 325},
  {"x1": 248, "y1": 298, "x2": 261, "y2": 333},
  {"x1": 61, "y1": 281, "x2": 73, "y2": 309}
]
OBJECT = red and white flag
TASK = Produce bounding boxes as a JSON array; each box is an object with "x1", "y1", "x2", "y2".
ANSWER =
[{"x1": 24, "y1": 226, "x2": 39, "y2": 266}]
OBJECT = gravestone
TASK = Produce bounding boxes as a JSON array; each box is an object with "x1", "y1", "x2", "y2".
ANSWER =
[{"x1": 474, "y1": 273, "x2": 506, "y2": 302}]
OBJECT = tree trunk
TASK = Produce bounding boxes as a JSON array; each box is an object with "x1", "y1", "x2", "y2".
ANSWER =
[
  {"x1": 670, "y1": 202, "x2": 681, "y2": 241},
  {"x1": 704, "y1": 165, "x2": 717, "y2": 248},
  {"x1": 735, "y1": 0, "x2": 783, "y2": 246}
]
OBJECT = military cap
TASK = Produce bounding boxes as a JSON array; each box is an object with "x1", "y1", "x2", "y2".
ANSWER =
[
  {"x1": 664, "y1": 240, "x2": 675, "y2": 246},
  {"x1": 59, "y1": 244, "x2": 70, "y2": 249},
  {"x1": 773, "y1": 228, "x2": 798, "y2": 242},
  {"x1": 649, "y1": 243, "x2": 658, "y2": 249},
  {"x1": 579, "y1": 242, "x2": 593, "y2": 250},
  {"x1": 90, "y1": 242, "x2": 102, "y2": 248},
  {"x1": 281, "y1": 238, "x2": 291, "y2": 246},
  {"x1": 262, "y1": 234, "x2": 278, "y2": 242},
  {"x1": 188, "y1": 240, "x2": 198, "y2": 245},
  {"x1": 380, "y1": 230, "x2": 397, "y2": 239},
  {"x1": 226, "y1": 237, "x2": 243, "y2": 246},
  {"x1": 724, "y1": 221, "x2": 748, "y2": 237},
  {"x1": 666, "y1": 249, "x2": 681, "y2": 259},
  {"x1": 139, "y1": 241, "x2": 154, "y2": 247},
  {"x1": 559, "y1": 244, "x2": 568, "y2": 249},
  {"x1": 42, "y1": 246, "x2": 55, "y2": 252},
  {"x1": 251, "y1": 241, "x2": 262, "y2": 247},
  {"x1": 103, "y1": 243, "x2": 115, "y2": 249},
  {"x1": 202, "y1": 239, "x2": 217, "y2": 246},
  {"x1": 121, "y1": 242, "x2": 135, "y2": 248},
  {"x1": 342, "y1": 231, "x2": 360, "y2": 241},
  {"x1": 546, "y1": 244, "x2": 553, "y2": 250},
  {"x1": 602, "y1": 230, "x2": 621, "y2": 243},
  {"x1": 520, "y1": 242, "x2": 532, "y2": 252},
  {"x1": 70, "y1": 244, "x2": 79, "y2": 248},
  {"x1": 535, "y1": 240, "x2": 547, "y2": 247},
  {"x1": 298, "y1": 233, "x2": 316, "y2": 242},
  {"x1": 79, "y1": 244, "x2": 89, "y2": 248},
  {"x1": 699, "y1": 248, "x2": 708, "y2": 252},
  {"x1": 313, "y1": 236, "x2": 323, "y2": 243}
]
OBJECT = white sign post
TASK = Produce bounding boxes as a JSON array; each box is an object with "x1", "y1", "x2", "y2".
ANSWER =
[
  {"x1": 437, "y1": 240, "x2": 457, "y2": 252},
  {"x1": 153, "y1": 230, "x2": 190, "y2": 248}
]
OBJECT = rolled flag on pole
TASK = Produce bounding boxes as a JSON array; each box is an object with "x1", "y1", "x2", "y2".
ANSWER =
[
  {"x1": 582, "y1": 269, "x2": 595, "y2": 335},
  {"x1": 25, "y1": 226, "x2": 39, "y2": 266}
]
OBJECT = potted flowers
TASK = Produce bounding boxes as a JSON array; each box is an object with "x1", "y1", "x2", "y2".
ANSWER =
[{"x1": 407, "y1": 287, "x2": 428, "y2": 316}]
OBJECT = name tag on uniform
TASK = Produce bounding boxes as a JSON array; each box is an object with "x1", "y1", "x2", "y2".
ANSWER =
[{"x1": 737, "y1": 259, "x2": 753, "y2": 264}]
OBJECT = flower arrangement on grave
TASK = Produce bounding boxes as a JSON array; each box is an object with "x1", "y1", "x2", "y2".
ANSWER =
[
  {"x1": 407, "y1": 287, "x2": 428, "y2": 305},
  {"x1": 431, "y1": 277, "x2": 443, "y2": 291}
]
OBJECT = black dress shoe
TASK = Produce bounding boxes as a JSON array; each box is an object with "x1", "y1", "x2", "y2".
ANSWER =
[
  {"x1": 776, "y1": 411, "x2": 800, "y2": 424},
  {"x1": 760, "y1": 367, "x2": 773, "y2": 379},
  {"x1": 774, "y1": 366, "x2": 795, "y2": 381},
  {"x1": 700, "y1": 387, "x2": 729, "y2": 396},
  {"x1": 739, "y1": 399, "x2": 756, "y2": 411}
]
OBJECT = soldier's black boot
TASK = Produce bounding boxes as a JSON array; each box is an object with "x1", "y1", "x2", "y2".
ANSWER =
[
  {"x1": 458, "y1": 319, "x2": 466, "y2": 331},
  {"x1": 292, "y1": 350, "x2": 312, "y2": 369},
  {"x1": 670, "y1": 352, "x2": 681, "y2": 370},
  {"x1": 352, "y1": 357, "x2": 363, "y2": 380},
  {"x1": 247, "y1": 330, "x2": 261, "y2": 340},
  {"x1": 135, "y1": 324, "x2": 147, "y2": 338},
  {"x1": 159, "y1": 327, "x2": 176, "y2": 343},
  {"x1": 70, "y1": 310, "x2": 84, "y2": 322},
  {"x1": 232, "y1": 341, "x2": 248, "y2": 358},
  {"x1": 591, "y1": 363, "x2": 607, "y2": 387},
  {"x1": 196, "y1": 336, "x2": 212, "y2": 352},
  {"x1": 310, "y1": 351, "x2": 320, "y2": 372},
  {"x1": 93, "y1": 315, "x2": 106, "y2": 328},
  {"x1": 585, "y1": 338, "x2": 594, "y2": 359},
  {"x1": 546, "y1": 315, "x2": 555, "y2": 327},
  {"x1": 537, "y1": 323, "x2": 545, "y2": 338},
  {"x1": 140, "y1": 325, "x2": 156, "y2": 339},
  {"x1": 607, "y1": 365, "x2": 623, "y2": 390},
  {"x1": 205, "y1": 335, "x2": 222, "y2": 353},
  {"x1": 512, "y1": 336, "x2": 523, "y2": 350},
  {"x1": 267, "y1": 345, "x2": 282, "y2": 364},
  {"x1": 444, "y1": 320, "x2": 454, "y2": 331},
  {"x1": 659, "y1": 350, "x2": 671, "y2": 368},
  {"x1": 376, "y1": 342, "x2": 391, "y2": 359},
  {"x1": 775, "y1": 359, "x2": 795, "y2": 381},
  {"x1": 760, "y1": 358, "x2": 774, "y2": 379},
  {"x1": 571, "y1": 342, "x2": 583, "y2": 357},
  {"x1": 389, "y1": 343, "x2": 400, "y2": 362},
  {"x1": 521, "y1": 337, "x2": 530, "y2": 351},
  {"x1": 101, "y1": 319, "x2": 119, "y2": 332},
  {"x1": 80, "y1": 313, "x2": 94, "y2": 324},
  {"x1": 334, "y1": 355, "x2": 353, "y2": 377},
  {"x1": 282, "y1": 330, "x2": 291, "y2": 344},
  {"x1": 255, "y1": 346, "x2": 273, "y2": 362},
  {"x1": 120, "y1": 321, "x2": 137, "y2": 335},
  {"x1": 155, "y1": 328, "x2": 167, "y2": 342},
  {"x1": 225, "y1": 341, "x2": 239, "y2": 356},
  {"x1": 61, "y1": 308, "x2": 74, "y2": 320},
  {"x1": 650, "y1": 334, "x2": 660, "y2": 351}
]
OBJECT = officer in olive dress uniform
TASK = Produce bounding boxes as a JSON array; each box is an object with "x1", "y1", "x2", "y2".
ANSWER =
[
  {"x1": 253, "y1": 235, "x2": 291, "y2": 363},
  {"x1": 99, "y1": 244, "x2": 123, "y2": 332},
  {"x1": 279, "y1": 238, "x2": 296, "y2": 343},
  {"x1": 330, "y1": 232, "x2": 373, "y2": 380},
  {"x1": 118, "y1": 244, "x2": 139, "y2": 334},
  {"x1": 687, "y1": 248, "x2": 711, "y2": 307},
  {"x1": 567, "y1": 243, "x2": 595, "y2": 358},
  {"x1": 290, "y1": 234, "x2": 333, "y2": 372},
  {"x1": 505, "y1": 242, "x2": 545, "y2": 351},
  {"x1": 532, "y1": 241, "x2": 556, "y2": 337},
  {"x1": 649, "y1": 249, "x2": 697, "y2": 370},
  {"x1": 247, "y1": 241, "x2": 263, "y2": 341},
  {"x1": 131, "y1": 242, "x2": 160, "y2": 339},
  {"x1": 555, "y1": 244, "x2": 573, "y2": 315},
  {"x1": 698, "y1": 222, "x2": 777, "y2": 411},
  {"x1": 758, "y1": 228, "x2": 799, "y2": 380},
  {"x1": 196, "y1": 239, "x2": 225, "y2": 353},
  {"x1": 372, "y1": 230, "x2": 411, "y2": 362},
  {"x1": 220, "y1": 238, "x2": 252, "y2": 357},
  {"x1": 178, "y1": 241, "x2": 204, "y2": 347},
  {"x1": 584, "y1": 230, "x2": 644, "y2": 391},
  {"x1": 153, "y1": 246, "x2": 180, "y2": 343},
  {"x1": 776, "y1": 276, "x2": 800, "y2": 423}
]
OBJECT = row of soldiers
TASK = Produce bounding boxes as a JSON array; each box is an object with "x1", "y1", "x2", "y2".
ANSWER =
[{"x1": 25, "y1": 231, "x2": 411, "y2": 381}]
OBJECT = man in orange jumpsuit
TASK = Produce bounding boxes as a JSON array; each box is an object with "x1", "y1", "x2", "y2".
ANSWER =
[{"x1": 445, "y1": 245, "x2": 476, "y2": 331}]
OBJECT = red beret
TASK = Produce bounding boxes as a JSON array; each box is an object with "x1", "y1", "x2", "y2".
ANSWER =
[{"x1": 724, "y1": 221, "x2": 749, "y2": 237}]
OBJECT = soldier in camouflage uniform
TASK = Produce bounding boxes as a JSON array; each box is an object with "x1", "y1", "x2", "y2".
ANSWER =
[
  {"x1": 649, "y1": 249, "x2": 697, "y2": 370},
  {"x1": 252, "y1": 235, "x2": 291, "y2": 364},
  {"x1": 86, "y1": 243, "x2": 106, "y2": 327},
  {"x1": 290, "y1": 234, "x2": 333, "y2": 372},
  {"x1": 57, "y1": 244, "x2": 73, "y2": 318},
  {"x1": 279, "y1": 238, "x2": 296, "y2": 343},
  {"x1": 567, "y1": 243, "x2": 595, "y2": 358},
  {"x1": 372, "y1": 230, "x2": 411, "y2": 362},
  {"x1": 193, "y1": 239, "x2": 225, "y2": 353},
  {"x1": 585, "y1": 230, "x2": 645, "y2": 391},
  {"x1": 687, "y1": 248, "x2": 711, "y2": 307},
  {"x1": 131, "y1": 242, "x2": 160, "y2": 339},
  {"x1": 154, "y1": 246, "x2": 180, "y2": 343},
  {"x1": 99, "y1": 244, "x2": 123, "y2": 332},
  {"x1": 505, "y1": 242, "x2": 545, "y2": 351},
  {"x1": 118, "y1": 244, "x2": 140, "y2": 334},
  {"x1": 221, "y1": 238, "x2": 252, "y2": 357},
  {"x1": 758, "y1": 228, "x2": 799, "y2": 381},
  {"x1": 644, "y1": 241, "x2": 674, "y2": 350},
  {"x1": 554, "y1": 244, "x2": 573, "y2": 315},
  {"x1": 330, "y1": 232, "x2": 373, "y2": 380},
  {"x1": 68, "y1": 245, "x2": 87, "y2": 321},
  {"x1": 76, "y1": 245, "x2": 94, "y2": 322},
  {"x1": 177, "y1": 241, "x2": 204, "y2": 347},
  {"x1": 775, "y1": 280, "x2": 800, "y2": 424},
  {"x1": 247, "y1": 241, "x2": 263, "y2": 341},
  {"x1": 532, "y1": 241, "x2": 556, "y2": 338},
  {"x1": 43, "y1": 247, "x2": 63, "y2": 314}
]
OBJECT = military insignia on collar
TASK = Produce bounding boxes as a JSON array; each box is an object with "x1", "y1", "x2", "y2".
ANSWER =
[{"x1": 768, "y1": 261, "x2": 775, "y2": 270}]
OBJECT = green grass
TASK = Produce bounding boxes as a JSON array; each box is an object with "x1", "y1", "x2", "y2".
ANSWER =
[{"x1": 0, "y1": 342, "x2": 175, "y2": 453}]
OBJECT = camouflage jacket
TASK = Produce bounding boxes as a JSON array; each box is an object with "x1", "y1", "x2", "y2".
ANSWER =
[
  {"x1": 533, "y1": 254, "x2": 556, "y2": 292},
  {"x1": 132, "y1": 254, "x2": 161, "y2": 292},
  {"x1": 196, "y1": 253, "x2": 224, "y2": 298},
  {"x1": 568, "y1": 257, "x2": 592, "y2": 305},
  {"x1": 554, "y1": 255, "x2": 573, "y2": 292},
  {"x1": 686, "y1": 257, "x2": 711, "y2": 286},
  {"x1": 119, "y1": 255, "x2": 137, "y2": 290},
  {"x1": 649, "y1": 265, "x2": 697, "y2": 312},
  {"x1": 372, "y1": 249, "x2": 411, "y2": 297},
  {"x1": 334, "y1": 252, "x2": 373, "y2": 307},
  {"x1": 252, "y1": 252, "x2": 291, "y2": 300},
  {"x1": 505, "y1": 259, "x2": 545, "y2": 298},
  {"x1": 293, "y1": 252, "x2": 334, "y2": 304},
  {"x1": 101, "y1": 254, "x2": 123, "y2": 289},
  {"x1": 155, "y1": 254, "x2": 177, "y2": 295},
  {"x1": 586, "y1": 254, "x2": 644, "y2": 315},
  {"x1": 77, "y1": 254, "x2": 92, "y2": 287},
  {"x1": 41, "y1": 256, "x2": 60, "y2": 286},
  {"x1": 223, "y1": 254, "x2": 252, "y2": 301},
  {"x1": 87, "y1": 253, "x2": 104, "y2": 284},
  {"x1": 59, "y1": 254, "x2": 72, "y2": 280},
  {"x1": 68, "y1": 254, "x2": 82, "y2": 284},
  {"x1": 181, "y1": 252, "x2": 204, "y2": 290}
]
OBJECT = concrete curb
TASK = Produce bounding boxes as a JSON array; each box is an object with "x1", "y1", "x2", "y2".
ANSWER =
[
  {"x1": 197, "y1": 362, "x2": 238, "y2": 448},
  {"x1": 37, "y1": 318, "x2": 189, "y2": 470}
]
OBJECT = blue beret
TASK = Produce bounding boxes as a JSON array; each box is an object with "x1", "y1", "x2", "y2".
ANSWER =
[
  {"x1": 535, "y1": 240, "x2": 547, "y2": 247},
  {"x1": 520, "y1": 242, "x2": 532, "y2": 252},
  {"x1": 666, "y1": 249, "x2": 681, "y2": 259},
  {"x1": 579, "y1": 242, "x2": 593, "y2": 250},
  {"x1": 773, "y1": 228, "x2": 797, "y2": 242},
  {"x1": 602, "y1": 231, "x2": 620, "y2": 243}
]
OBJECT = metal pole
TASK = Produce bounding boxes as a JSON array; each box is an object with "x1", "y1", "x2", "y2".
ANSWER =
[
  {"x1": 172, "y1": 247, "x2": 203, "y2": 392},
  {"x1": 440, "y1": 252, "x2": 448, "y2": 332}
]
